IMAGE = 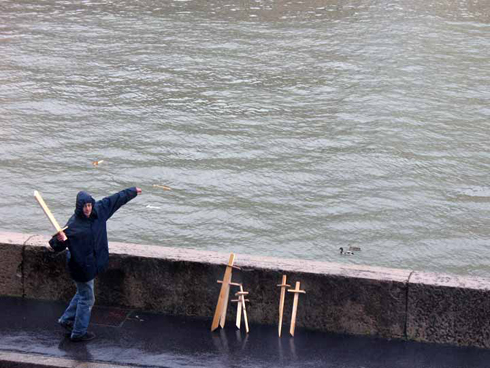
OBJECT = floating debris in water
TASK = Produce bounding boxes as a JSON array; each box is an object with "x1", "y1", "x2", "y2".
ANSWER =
[
  {"x1": 146, "y1": 205, "x2": 161, "y2": 209},
  {"x1": 349, "y1": 246, "x2": 361, "y2": 252},
  {"x1": 153, "y1": 184, "x2": 171, "y2": 190},
  {"x1": 92, "y1": 160, "x2": 104, "y2": 166}
]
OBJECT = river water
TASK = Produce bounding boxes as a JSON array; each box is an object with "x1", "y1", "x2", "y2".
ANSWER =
[{"x1": 1, "y1": 0, "x2": 489, "y2": 277}]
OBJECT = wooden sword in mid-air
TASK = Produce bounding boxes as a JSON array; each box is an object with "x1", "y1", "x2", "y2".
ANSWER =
[{"x1": 34, "y1": 190, "x2": 67, "y2": 241}]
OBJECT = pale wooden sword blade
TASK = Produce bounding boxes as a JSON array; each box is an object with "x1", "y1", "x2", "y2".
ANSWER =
[
  {"x1": 290, "y1": 292, "x2": 299, "y2": 336},
  {"x1": 231, "y1": 294, "x2": 243, "y2": 330},
  {"x1": 211, "y1": 253, "x2": 235, "y2": 331},
  {"x1": 288, "y1": 281, "x2": 306, "y2": 337},
  {"x1": 34, "y1": 190, "x2": 67, "y2": 241},
  {"x1": 219, "y1": 286, "x2": 230, "y2": 329},
  {"x1": 241, "y1": 292, "x2": 249, "y2": 334},
  {"x1": 277, "y1": 275, "x2": 290, "y2": 337}
]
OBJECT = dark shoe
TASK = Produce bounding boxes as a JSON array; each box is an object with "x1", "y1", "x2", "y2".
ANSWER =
[
  {"x1": 70, "y1": 332, "x2": 96, "y2": 342},
  {"x1": 58, "y1": 320, "x2": 73, "y2": 333}
]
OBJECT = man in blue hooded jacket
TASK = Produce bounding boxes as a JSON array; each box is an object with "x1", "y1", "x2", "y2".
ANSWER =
[{"x1": 49, "y1": 187, "x2": 141, "y2": 342}]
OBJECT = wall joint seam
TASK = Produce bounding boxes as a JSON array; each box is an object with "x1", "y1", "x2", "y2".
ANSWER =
[
  {"x1": 21, "y1": 235, "x2": 36, "y2": 298},
  {"x1": 404, "y1": 270, "x2": 415, "y2": 340}
]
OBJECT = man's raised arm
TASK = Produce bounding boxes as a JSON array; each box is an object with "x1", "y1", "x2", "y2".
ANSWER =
[{"x1": 98, "y1": 187, "x2": 142, "y2": 221}]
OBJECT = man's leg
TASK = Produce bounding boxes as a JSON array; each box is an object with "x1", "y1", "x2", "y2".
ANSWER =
[
  {"x1": 58, "y1": 287, "x2": 80, "y2": 326},
  {"x1": 70, "y1": 279, "x2": 95, "y2": 339},
  {"x1": 58, "y1": 251, "x2": 78, "y2": 329}
]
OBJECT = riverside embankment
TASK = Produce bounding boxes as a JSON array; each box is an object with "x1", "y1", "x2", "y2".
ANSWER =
[{"x1": 1, "y1": 232, "x2": 489, "y2": 349}]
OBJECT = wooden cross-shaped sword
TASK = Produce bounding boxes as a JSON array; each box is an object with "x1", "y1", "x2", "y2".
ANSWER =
[
  {"x1": 34, "y1": 190, "x2": 67, "y2": 241},
  {"x1": 288, "y1": 281, "x2": 306, "y2": 336},
  {"x1": 277, "y1": 275, "x2": 291, "y2": 337},
  {"x1": 211, "y1": 253, "x2": 240, "y2": 331},
  {"x1": 232, "y1": 285, "x2": 250, "y2": 333},
  {"x1": 217, "y1": 280, "x2": 241, "y2": 328}
]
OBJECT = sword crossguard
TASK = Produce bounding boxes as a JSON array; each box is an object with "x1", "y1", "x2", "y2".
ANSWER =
[
  {"x1": 288, "y1": 288, "x2": 306, "y2": 294},
  {"x1": 52, "y1": 226, "x2": 68, "y2": 238},
  {"x1": 288, "y1": 282, "x2": 306, "y2": 294},
  {"x1": 217, "y1": 280, "x2": 241, "y2": 287}
]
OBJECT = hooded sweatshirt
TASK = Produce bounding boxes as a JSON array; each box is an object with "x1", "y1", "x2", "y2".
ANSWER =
[{"x1": 49, "y1": 187, "x2": 138, "y2": 282}]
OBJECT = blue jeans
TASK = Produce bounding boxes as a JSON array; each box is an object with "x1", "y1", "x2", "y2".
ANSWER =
[{"x1": 59, "y1": 278, "x2": 95, "y2": 338}]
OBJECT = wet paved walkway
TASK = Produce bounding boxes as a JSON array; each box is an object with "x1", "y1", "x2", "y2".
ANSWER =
[{"x1": 1, "y1": 296, "x2": 489, "y2": 368}]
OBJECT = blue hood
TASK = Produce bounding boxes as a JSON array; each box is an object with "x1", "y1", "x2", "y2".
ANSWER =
[{"x1": 75, "y1": 191, "x2": 96, "y2": 218}]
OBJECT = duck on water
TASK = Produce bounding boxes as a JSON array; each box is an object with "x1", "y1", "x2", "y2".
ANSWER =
[{"x1": 339, "y1": 247, "x2": 354, "y2": 255}]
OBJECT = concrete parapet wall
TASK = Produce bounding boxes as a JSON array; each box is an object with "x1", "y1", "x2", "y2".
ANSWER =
[
  {"x1": 0, "y1": 232, "x2": 489, "y2": 349},
  {"x1": 407, "y1": 272, "x2": 490, "y2": 348},
  {"x1": 0, "y1": 232, "x2": 28, "y2": 297}
]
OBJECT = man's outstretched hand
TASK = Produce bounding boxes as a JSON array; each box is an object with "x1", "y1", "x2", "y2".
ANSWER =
[{"x1": 136, "y1": 187, "x2": 142, "y2": 195}]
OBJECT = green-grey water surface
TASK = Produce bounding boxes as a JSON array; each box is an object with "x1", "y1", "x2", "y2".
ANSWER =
[{"x1": 1, "y1": 0, "x2": 490, "y2": 276}]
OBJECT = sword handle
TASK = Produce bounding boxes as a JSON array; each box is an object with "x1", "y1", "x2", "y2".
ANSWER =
[{"x1": 53, "y1": 226, "x2": 68, "y2": 241}]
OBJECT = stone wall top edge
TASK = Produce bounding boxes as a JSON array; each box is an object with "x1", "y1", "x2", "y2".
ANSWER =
[
  {"x1": 0, "y1": 232, "x2": 38, "y2": 245},
  {"x1": 10, "y1": 231, "x2": 490, "y2": 286},
  {"x1": 1, "y1": 232, "x2": 412, "y2": 283},
  {"x1": 110, "y1": 242, "x2": 414, "y2": 283},
  {"x1": 410, "y1": 270, "x2": 490, "y2": 291}
]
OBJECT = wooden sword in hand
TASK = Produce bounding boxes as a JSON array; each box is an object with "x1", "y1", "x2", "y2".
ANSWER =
[{"x1": 34, "y1": 190, "x2": 68, "y2": 241}]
